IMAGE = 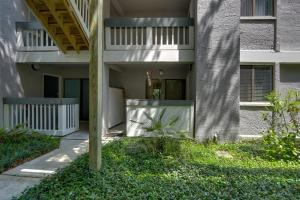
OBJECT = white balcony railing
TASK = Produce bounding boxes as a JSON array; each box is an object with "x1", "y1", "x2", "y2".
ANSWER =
[
  {"x1": 69, "y1": 0, "x2": 89, "y2": 38},
  {"x1": 105, "y1": 18, "x2": 194, "y2": 50},
  {"x1": 16, "y1": 22, "x2": 58, "y2": 51},
  {"x1": 3, "y1": 98, "x2": 79, "y2": 136}
]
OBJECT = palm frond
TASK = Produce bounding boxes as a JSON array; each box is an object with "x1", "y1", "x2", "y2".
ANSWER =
[
  {"x1": 159, "y1": 108, "x2": 167, "y2": 121},
  {"x1": 143, "y1": 112, "x2": 155, "y2": 123},
  {"x1": 166, "y1": 116, "x2": 179, "y2": 127}
]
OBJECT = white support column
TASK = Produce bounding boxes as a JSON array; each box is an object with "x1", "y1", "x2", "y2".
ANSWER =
[
  {"x1": 189, "y1": 27, "x2": 194, "y2": 48},
  {"x1": 102, "y1": 64, "x2": 110, "y2": 135},
  {"x1": 274, "y1": 62, "x2": 280, "y2": 93}
]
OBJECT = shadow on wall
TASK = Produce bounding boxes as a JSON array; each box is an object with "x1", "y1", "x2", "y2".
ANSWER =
[
  {"x1": 0, "y1": 0, "x2": 31, "y2": 126},
  {"x1": 0, "y1": 0, "x2": 30, "y2": 98},
  {"x1": 195, "y1": 0, "x2": 240, "y2": 142}
]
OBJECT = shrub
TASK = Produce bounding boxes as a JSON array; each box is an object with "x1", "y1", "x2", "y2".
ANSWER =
[{"x1": 262, "y1": 90, "x2": 300, "y2": 161}]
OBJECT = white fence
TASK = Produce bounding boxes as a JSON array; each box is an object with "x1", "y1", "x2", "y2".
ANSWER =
[
  {"x1": 3, "y1": 98, "x2": 79, "y2": 136},
  {"x1": 69, "y1": 0, "x2": 89, "y2": 38},
  {"x1": 126, "y1": 100, "x2": 194, "y2": 138},
  {"x1": 105, "y1": 18, "x2": 194, "y2": 50},
  {"x1": 16, "y1": 22, "x2": 58, "y2": 51}
]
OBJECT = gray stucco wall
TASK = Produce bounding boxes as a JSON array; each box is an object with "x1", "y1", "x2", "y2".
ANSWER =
[
  {"x1": 239, "y1": 64, "x2": 300, "y2": 136},
  {"x1": 240, "y1": 20, "x2": 275, "y2": 50},
  {"x1": 240, "y1": 106, "x2": 270, "y2": 135},
  {"x1": 195, "y1": 0, "x2": 240, "y2": 142},
  {"x1": 0, "y1": 0, "x2": 30, "y2": 127},
  {"x1": 277, "y1": 0, "x2": 300, "y2": 51}
]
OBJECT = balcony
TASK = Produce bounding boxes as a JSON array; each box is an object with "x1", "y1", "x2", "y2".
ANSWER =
[
  {"x1": 15, "y1": 17, "x2": 194, "y2": 63},
  {"x1": 3, "y1": 98, "x2": 80, "y2": 136},
  {"x1": 104, "y1": 18, "x2": 194, "y2": 50},
  {"x1": 16, "y1": 22, "x2": 58, "y2": 52},
  {"x1": 15, "y1": 22, "x2": 89, "y2": 63}
]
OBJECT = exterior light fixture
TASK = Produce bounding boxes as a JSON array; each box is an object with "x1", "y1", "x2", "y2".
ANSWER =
[
  {"x1": 31, "y1": 64, "x2": 40, "y2": 71},
  {"x1": 159, "y1": 69, "x2": 164, "y2": 76}
]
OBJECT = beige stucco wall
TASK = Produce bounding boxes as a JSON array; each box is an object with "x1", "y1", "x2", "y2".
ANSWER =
[{"x1": 17, "y1": 64, "x2": 89, "y2": 97}]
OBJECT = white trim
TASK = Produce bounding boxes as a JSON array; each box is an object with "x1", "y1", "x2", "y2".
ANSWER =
[
  {"x1": 240, "y1": 16, "x2": 276, "y2": 20},
  {"x1": 240, "y1": 102, "x2": 271, "y2": 107},
  {"x1": 103, "y1": 50, "x2": 194, "y2": 63},
  {"x1": 241, "y1": 51, "x2": 300, "y2": 63},
  {"x1": 16, "y1": 51, "x2": 89, "y2": 63}
]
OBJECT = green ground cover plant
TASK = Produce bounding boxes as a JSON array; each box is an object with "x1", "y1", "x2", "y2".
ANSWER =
[
  {"x1": 18, "y1": 138, "x2": 300, "y2": 200},
  {"x1": 0, "y1": 128, "x2": 60, "y2": 173}
]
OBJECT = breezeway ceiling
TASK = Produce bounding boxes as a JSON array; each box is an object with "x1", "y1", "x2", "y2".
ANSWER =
[{"x1": 111, "y1": 0, "x2": 191, "y2": 17}]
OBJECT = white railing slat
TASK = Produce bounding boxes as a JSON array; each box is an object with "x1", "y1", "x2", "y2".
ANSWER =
[{"x1": 105, "y1": 24, "x2": 194, "y2": 50}]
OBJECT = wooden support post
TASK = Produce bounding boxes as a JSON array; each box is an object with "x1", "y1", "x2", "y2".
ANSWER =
[{"x1": 89, "y1": 0, "x2": 104, "y2": 170}]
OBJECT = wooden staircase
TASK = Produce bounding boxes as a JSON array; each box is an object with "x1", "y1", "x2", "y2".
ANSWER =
[{"x1": 26, "y1": 0, "x2": 89, "y2": 53}]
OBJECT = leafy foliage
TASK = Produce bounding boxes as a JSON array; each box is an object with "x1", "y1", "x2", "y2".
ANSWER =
[
  {"x1": 0, "y1": 128, "x2": 60, "y2": 173},
  {"x1": 262, "y1": 90, "x2": 300, "y2": 161},
  {"x1": 131, "y1": 108, "x2": 183, "y2": 153},
  {"x1": 18, "y1": 138, "x2": 300, "y2": 200}
]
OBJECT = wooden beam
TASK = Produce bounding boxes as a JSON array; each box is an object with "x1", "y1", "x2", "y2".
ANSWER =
[
  {"x1": 42, "y1": 0, "x2": 79, "y2": 52},
  {"x1": 26, "y1": 0, "x2": 67, "y2": 53},
  {"x1": 62, "y1": 0, "x2": 89, "y2": 47},
  {"x1": 89, "y1": 0, "x2": 104, "y2": 170}
]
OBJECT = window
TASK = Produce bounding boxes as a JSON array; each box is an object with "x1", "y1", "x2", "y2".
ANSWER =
[
  {"x1": 145, "y1": 79, "x2": 186, "y2": 100},
  {"x1": 241, "y1": 0, "x2": 274, "y2": 16},
  {"x1": 240, "y1": 66, "x2": 273, "y2": 102}
]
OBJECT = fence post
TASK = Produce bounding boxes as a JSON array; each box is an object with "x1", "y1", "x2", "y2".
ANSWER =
[
  {"x1": 4, "y1": 104, "x2": 10, "y2": 129},
  {"x1": 75, "y1": 104, "x2": 80, "y2": 130},
  {"x1": 146, "y1": 27, "x2": 152, "y2": 48},
  {"x1": 58, "y1": 104, "x2": 67, "y2": 134}
]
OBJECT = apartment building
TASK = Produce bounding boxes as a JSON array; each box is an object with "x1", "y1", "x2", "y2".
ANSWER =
[{"x1": 0, "y1": 0, "x2": 299, "y2": 141}]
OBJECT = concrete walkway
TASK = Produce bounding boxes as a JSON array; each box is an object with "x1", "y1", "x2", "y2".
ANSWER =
[{"x1": 0, "y1": 130, "x2": 117, "y2": 200}]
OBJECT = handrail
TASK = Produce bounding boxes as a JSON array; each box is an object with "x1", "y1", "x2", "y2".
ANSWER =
[
  {"x1": 3, "y1": 98, "x2": 79, "y2": 105},
  {"x1": 105, "y1": 18, "x2": 194, "y2": 27}
]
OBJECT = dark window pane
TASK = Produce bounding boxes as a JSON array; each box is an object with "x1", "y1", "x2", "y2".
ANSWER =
[
  {"x1": 44, "y1": 75, "x2": 59, "y2": 98},
  {"x1": 241, "y1": 0, "x2": 253, "y2": 16},
  {"x1": 165, "y1": 79, "x2": 186, "y2": 100},
  {"x1": 240, "y1": 66, "x2": 253, "y2": 101},
  {"x1": 254, "y1": 66, "x2": 273, "y2": 101},
  {"x1": 256, "y1": 0, "x2": 274, "y2": 16}
]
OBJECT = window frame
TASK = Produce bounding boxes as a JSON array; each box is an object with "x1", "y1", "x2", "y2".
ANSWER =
[
  {"x1": 241, "y1": 0, "x2": 276, "y2": 17},
  {"x1": 240, "y1": 65, "x2": 274, "y2": 103}
]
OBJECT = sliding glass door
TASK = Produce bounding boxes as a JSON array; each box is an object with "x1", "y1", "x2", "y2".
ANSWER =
[{"x1": 64, "y1": 79, "x2": 89, "y2": 121}]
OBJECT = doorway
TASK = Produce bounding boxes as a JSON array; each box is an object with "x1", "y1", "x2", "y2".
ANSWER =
[
  {"x1": 145, "y1": 79, "x2": 186, "y2": 100},
  {"x1": 64, "y1": 79, "x2": 89, "y2": 121},
  {"x1": 44, "y1": 75, "x2": 59, "y2": 98}
]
